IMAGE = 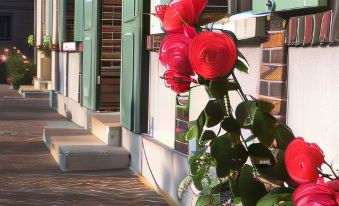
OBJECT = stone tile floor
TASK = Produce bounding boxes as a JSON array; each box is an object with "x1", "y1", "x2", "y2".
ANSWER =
[{"x1": 0, "y1": 84, "x2": 169, "y2": 206}]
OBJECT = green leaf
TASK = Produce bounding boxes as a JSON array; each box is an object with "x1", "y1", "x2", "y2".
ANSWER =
[
  {"x1": 256, "y1": 187, "x2": 293, "y2": 206},
  {"x1": 200, "y1": 130, "x2": 217, "y2": 144},
  {"x1": 253, "y1": 112, "x2": 277, "y2": 147},
  {"x1": 210, "y1": 135, "x2": 248, "y2": 177},
  {"x1": 256, "y1": 149, "x2": 289, "y2": 182},
  {"x1": 245, "y1": 135, "x2": 257, "y2": 143},
  {"x1": 223, "y1": 30, "x2": 239, "y2": 42},
  {"x1": 235, "y1": 101, "x2": 257, "y2": 127},
  {"x1": 239, "y1": 165, "x2": 267, "y2": 206},
  {"x1": 233, "y1": 197, "x2": 242, "y2": 204},
  {"x1": 229, "y1": 176, "x2": 241, "y2": 198},
  {"x1": 248, "y1": 143, "x2": 275, "y2": 166},
  {"x1": 277, "y1": 201, "x2": 294, "y2": 206},
  {"x1": 204, "y1": 100, "x2": 224, "y2": 127},
  {"x1": 235, "y1": 59, "x2": 250, "y2": 73},
  {"x1": 274, "y1": 124, "x2": 295, "y2": 150},
  {"x1": 192, "y1": 168, "x2": 207, "y2": 191},
  {"x1": 209, "y1": 79, "x2": 239, "y2": 98},
  {"x1": 178, "y1": 176, "x2": 192, "y2": 199},
  {"x1": 196, "y1": 195, "x2": 212, "y2": 206},
  {"x1": 194, "y1": 112, "x2": 206, "y2": 147},
  {"x1": 188, "y1": 152, "x2": 201, "y2": 175},
  {"x1": 209, "y1": 78, "x2": 228, "y2": 98},
  {"x1": 257, "y1": 100, "x2": 275, "y2": 113},
  {"x1": 188, "y1": 151, "x2": 213, "y2": 190},
  {"x1": 186, "y1": 125, "x2": 198, "y2": 141},
  {"x1": 200, "y1": 179, "x2": 221, "y2": 196},
  {"x1": 197, "y1": 111, "x2": 206, "y2": 129},
  {"x1": 238, "y1": 50, "x2": 249, "y2": 65},
  {"x1": 221, "y1": 117, "x2": 241, "y2": 140}
]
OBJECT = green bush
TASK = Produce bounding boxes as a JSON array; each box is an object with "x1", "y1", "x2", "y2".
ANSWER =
[{"x1": 6, "y1": 49, "x2": 36, "y2": 90}]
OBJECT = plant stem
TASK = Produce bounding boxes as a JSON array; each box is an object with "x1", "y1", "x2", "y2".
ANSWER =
[
  {"x1": 232, "y1": 72, "x2": 248, "y2": 101},
  {"x1": 324, "y1": 161, "x2": 339, "y2": 179}
]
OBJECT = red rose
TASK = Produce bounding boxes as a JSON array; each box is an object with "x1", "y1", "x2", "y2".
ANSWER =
[
  {"x1": 327, "y1": 180, "x2": 339, "y2": 192},
  {"x1": 285, "y1": 138, "x2": 325, "y2": 185},
  {"x1": 154, "y1": 5, "x2": 168, "y2": 21},
  {"x1": 293, "y1": 178, "x2": 338, "y2": 206},
  {"x1": 159, "y1": 33, "x2": 195, "y2": 75},
  {"x1": 189, "y1": 31, "x2": 237, "y2": 80},
  {"x1": 163, "y1": 70, "x2": 196, "y2": 94},
  {"x1": 156, "y1": 0, "x2": 208, "y2": 33}
]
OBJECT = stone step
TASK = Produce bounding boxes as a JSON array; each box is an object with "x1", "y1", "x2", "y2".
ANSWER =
[
  {"x1": 49, "y1": 134, "x2": 105, "y2": 163},
  {"x1": 23, "y1": 91, "x2": 50, "y2": 99},
  {"x1": 43, "y1": 128, "x2": 91, "y2": 149},
  {"x1": 59, "y1": 145, "x2": 130, "y2": 171},
  {"x1": 90, "y1": 113, "x2": 121, "y2": 146}
]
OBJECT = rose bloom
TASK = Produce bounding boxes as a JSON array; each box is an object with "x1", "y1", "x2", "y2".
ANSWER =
[
  {"x1": 0, "y1": 55, "x2": 7, "y2": 63},
  {"x1": 285, "y1": 137, "x2": 324, "y2": 185},
  {"x1": 155, "y1": 0, "x2": 207, "y2": 33},
  {"x1": 293, "y1": 178, "x2": 339, "y2": 206},
  {"x1": 189, "y1": 31, "x2": 237, "y2": 80},
  {"x1": 159, "y1": 33, "x2": 195, "y2": 75},
  {"x1": 163, "y1": 70, "x2": 196, "y2": 93},
  {"x1": 4, "y1": 48, "x2": 9, "y2": 53}
]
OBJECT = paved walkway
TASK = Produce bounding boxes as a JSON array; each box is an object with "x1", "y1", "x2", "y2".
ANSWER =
[{"x1": 0, "y1": 84, "x2": 169, "y2": 206}]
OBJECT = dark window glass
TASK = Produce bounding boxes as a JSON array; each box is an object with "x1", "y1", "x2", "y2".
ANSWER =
[
  {"x1": 0, "y1": 16, "x2": 11, "y2": 40},
  {"x1": 65, "y1": 0, "x2": 75, "y2": 41},
  {"x1": 175, "y1": 94, "x2": 189, "y2": 154}
]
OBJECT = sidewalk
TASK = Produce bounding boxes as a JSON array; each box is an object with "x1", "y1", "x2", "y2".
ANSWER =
[{"x1": 0, "y1": 84, "x2": 169, "y2": 206}]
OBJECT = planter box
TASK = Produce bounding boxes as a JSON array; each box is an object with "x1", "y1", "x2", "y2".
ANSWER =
[{"x1": 253, "y1": 0, "x2": 327, "y2": 14}]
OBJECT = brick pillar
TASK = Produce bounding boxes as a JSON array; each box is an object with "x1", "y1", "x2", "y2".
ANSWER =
[{"x1": 259, "y1": 16, "x2": 288, "y2": 123}]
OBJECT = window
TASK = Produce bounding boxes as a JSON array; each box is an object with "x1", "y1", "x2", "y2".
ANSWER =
[
  {"x1": 65, "y1": 0, "x2": 75, "y2": 41},
  {"x1": 0, "y1": 15, "x2": 11, "y2": 40}
]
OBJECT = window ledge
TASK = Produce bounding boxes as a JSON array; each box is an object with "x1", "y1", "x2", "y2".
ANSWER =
[{"x1": 141, "y1": 134, "x2": 189, "y2": 158}]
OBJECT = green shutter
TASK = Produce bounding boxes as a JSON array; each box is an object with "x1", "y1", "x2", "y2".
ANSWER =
[
  {"x1": 74, "y1": 0, "x2": 84, "y2": 41},
  {"x1": 45, "y1": 0, "x2": 53, "y2": 35},
  {"x1": 58, "y1": 0, "x2": 66, "y2": 44},
  {"x1": 121, "y1": 0, "x2": 149, "y2": 133},
  {"x1": 82, "y1": 0, "x2": 99, "y2": 110}
]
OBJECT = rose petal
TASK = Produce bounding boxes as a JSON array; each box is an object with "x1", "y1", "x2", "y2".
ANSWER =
[
  {"x1": 159, "y1": 33, "x2": 194, "y2": 75},
  {"x1": 189, "y1": 31, "x2": 237, "y2": 79},
  {"x1": 285, "y1": 138, "x2": 325, "y2": 185},
  {"x1": 293, "y1": 182, "x2": 337, "y2": 206}
]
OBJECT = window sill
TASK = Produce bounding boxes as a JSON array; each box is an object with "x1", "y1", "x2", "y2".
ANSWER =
[{"x1": 141, "y1": 134, "x2": 189, "y2": 158}]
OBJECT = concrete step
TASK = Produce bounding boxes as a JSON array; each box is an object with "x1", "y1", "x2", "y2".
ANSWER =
[
  {"x1": 49, "y1": 134, "x2": 105, "y2": 163},
  {"x1": 90, "y1": 113, "x2": 121, "y2": 146},
  {"x1": 59, "y1": 145, "x2": 130, "y2": 171},
  {"x1": 43, "y1": 128, "x2": 91, "y2": 149},
  {"x1": 23, "y1": 91, "x2": 50, "y2": 99}
]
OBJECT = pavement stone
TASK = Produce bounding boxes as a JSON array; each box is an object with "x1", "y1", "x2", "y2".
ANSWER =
[
  {"x1": 0, "y1": 85, "x2": 169, "y2": 206},
  {"x1": 0, "y1": 84, "x2": 22, "y2": 98}
]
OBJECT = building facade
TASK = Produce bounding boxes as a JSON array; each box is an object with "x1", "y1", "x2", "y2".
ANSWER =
[{"x1": 35, "y1": 0, "x2": 339, "y2": 205}]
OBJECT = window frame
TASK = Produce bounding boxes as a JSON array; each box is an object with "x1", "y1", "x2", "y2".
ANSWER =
[{"x1": 0, "y1": 14, "x2": 12, "y2": 40}]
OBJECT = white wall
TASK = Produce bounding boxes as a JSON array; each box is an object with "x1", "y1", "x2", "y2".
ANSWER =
[
  {"x1": 230, "y1": 45, "x2": 262, "y2": 106},
  {"x1": 288, "y1": 46, "x2": 339, "y2": 162},
  {"x1": 149, "y1": 52, "x2": 177, "y2": 148},
  {"x1": 67, "y1": 53, "x2": 80, "y2": 102},
  {"x1": 122, "y1": 128, "x2": 193, "y2": 206}
]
